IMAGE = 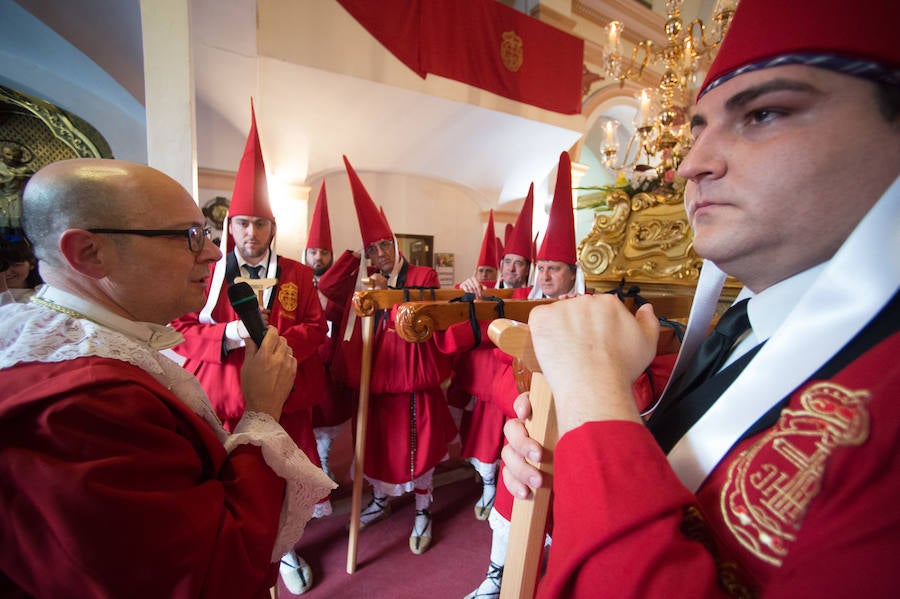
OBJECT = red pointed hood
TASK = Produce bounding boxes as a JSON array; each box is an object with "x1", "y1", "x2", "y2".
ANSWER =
[
  {"x1": 228, "y1": 102, "x2": 274, "y2": 221},
  {"x1": 343, "y1": 155, "x2": 393, "y2": 247},
  {"x1": 536, "y1": 151, "x2": 576, "y2": 265},
  {"x1": 477, "y1": 210, "x2": 499, "y2": 268},
  {"x1": 306, "y1": 181, "x2": 332, "y2": 252},
  {"x1": 699, "y1": 0, "x2": 899, "y2": 99},
  {"x1": 504, "y1": 183, "x2": 534, "y2": 261}
]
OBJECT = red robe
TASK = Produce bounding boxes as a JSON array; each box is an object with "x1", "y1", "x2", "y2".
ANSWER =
[
  {"x1": 435, "y1": 317, "x2": 511, "y2": 466},
  {"x1": 538, "y1": 325, "x2": 900, "y2": 597},
  {"x1": 0, "y1": 357, "x2": 284, "y2": 599},
  {"x1": 172, "y1": 255, "x2": 328, "y2": 463},
  {"x1": 325, "y1": 251, "x2": 457, "y2": 485},
  {"x1": 311, "y1": 262, "x2": 359, "y2": 429}
]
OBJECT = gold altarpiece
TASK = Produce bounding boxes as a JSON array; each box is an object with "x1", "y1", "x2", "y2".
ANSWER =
[{"x1": 577, "y1": 185, "x2": 740, "y2": 318}]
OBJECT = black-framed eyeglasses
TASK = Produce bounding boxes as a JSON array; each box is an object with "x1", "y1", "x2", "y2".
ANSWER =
[
  {"x1": 364, "y1": 239, "x2": 394, "y2": 256},
  {"x1": 87, "y1": 226, "x2": 211, "y2": 253}
]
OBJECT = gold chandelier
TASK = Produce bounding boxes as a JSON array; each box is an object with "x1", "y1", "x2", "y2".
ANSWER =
[{"x1": 600, "y1": 0, "x2": 738, "y2": 175}]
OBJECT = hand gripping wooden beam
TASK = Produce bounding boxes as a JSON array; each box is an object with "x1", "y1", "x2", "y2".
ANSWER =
[{"x1": 487, "y1": 319, "x2": 555, "y2": 599}]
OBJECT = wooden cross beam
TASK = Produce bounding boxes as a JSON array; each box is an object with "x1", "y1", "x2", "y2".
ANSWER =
[
  {"x1": 392, "y1": 295, "x2": 684, "y2": 351},
  {"x1": 346, "y1": 288, "x2": 686, "y2": 577},
  {"x1": 394, "y1": 297, "x2": 554, "y2": 343}
]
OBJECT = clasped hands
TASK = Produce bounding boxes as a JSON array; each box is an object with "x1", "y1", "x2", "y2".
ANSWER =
[{"x1": 500, "y1": 294, "x2": 659, "y2": 500}]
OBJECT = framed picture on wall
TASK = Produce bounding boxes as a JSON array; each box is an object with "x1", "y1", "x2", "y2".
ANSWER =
[
  {"x1": 434, "y1": 252, "x2": 455, "y2": 287},
  {"x1": 396, "y1": 233, "x2": 434, "y2": 267}
]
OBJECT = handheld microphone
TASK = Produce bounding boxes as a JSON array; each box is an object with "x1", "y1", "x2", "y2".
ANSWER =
[{"x1": 227, "y1": 281, "x2": 267, "y2": 347}]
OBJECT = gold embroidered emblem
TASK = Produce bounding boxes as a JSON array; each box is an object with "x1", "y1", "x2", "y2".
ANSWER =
[
  {"x1": 721, "y1": 382, "x2": 870, "y2": 566},
  {"x1": 500, "y1": 31, "x2": 523, "y2": 72},
  {"x1": 277, "y1": 282, "x2": 299, "y2": 313}
]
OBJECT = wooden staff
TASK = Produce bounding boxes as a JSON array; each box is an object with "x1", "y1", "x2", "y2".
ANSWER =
[
  {"x1": 488, "y1": 320, "x2": 556, "y2": 599},
  {"x1": 346, "y1": 311, "x2": 374, "y2": 574}
]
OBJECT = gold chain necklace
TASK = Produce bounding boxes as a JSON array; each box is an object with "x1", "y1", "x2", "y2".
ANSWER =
[{"x1": 31, "y1": 296, "x2": 89, "y2": 321}]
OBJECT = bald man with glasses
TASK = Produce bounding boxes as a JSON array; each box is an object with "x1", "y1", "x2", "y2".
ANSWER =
[{"x1": 0, "y1": 158, "x2": 334, "y2": 598}]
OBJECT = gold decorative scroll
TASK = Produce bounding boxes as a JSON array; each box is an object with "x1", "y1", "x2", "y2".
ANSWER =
[
  {"x1": 579, "y1": 187, "x2": 702, "y2": 284},
  {"x1": 577, "y1": 185, "x2": 741, "y2": 314},
  {"x1": 1, "y1": 85, "x2": 111, "y2": 229}
]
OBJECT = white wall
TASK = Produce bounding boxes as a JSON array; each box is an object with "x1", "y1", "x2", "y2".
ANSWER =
[
  {"x1": 0, "y1": 0, "x2": 147, "y2": 163},
  {"x1": 308, "y1": 169, "x2": 485, "y2": 284}
]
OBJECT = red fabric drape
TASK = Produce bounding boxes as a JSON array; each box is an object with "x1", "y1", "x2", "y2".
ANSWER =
[{"x1": 337, "y1": 0, "x2": 584, "y2": 115}]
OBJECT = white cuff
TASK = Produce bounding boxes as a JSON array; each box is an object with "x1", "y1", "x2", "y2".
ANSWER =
[
  {"x1": 226, "y1": 411, "x2": 337, "y2": 562},
  {"x1": 224, "y1": 320, "x2": 249, "y2": 350}
]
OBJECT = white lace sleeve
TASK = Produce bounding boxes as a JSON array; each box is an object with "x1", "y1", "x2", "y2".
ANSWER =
[{"x1": 227, "y1": 411, "x2": 337, "y2": 561}]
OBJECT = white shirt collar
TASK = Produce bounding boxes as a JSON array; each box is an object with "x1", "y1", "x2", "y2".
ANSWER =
[
  {"x1": 726, "y1": 263, "x2": 826, "y2": 366},
  {"x1": 235, "y1": 250, "x2": 270, "y2": 272},
  {"x1": 37, "y1": 286, "x2": 185, "y2": 350}
]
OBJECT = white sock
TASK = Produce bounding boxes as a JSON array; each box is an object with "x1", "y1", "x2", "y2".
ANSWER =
[
  {"x1": 414, "y1": 490, "x2": 431, "y2": 512},
  {"x1": 489, "y1": 522, "x2": 509, "y2": 565}
]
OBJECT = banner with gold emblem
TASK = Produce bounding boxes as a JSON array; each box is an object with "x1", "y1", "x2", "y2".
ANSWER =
[{"x1": 337, "y1": 0, "x2": 583, "y2": 115}]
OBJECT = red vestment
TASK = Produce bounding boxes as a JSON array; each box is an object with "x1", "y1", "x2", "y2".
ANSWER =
[
  {"x1": 436, "y1": 316, "x2": 511, "y2": 467},
  {"x1": 0, "y1": 357, "x2": 284, "y2": 599}
]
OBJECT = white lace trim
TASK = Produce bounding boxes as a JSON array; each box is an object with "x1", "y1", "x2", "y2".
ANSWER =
[
  {"x1": 0, "y1": 300, "x2": 337, "y2": 562},
  {"x1": 230, "y1": 412, "x2": 337, "y2": 560},
  {"x1": 365, "y1": 469, "x2": 435, "y2": 501}
]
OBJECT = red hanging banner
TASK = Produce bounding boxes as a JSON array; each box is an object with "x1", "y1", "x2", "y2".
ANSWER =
[{"x1": 337, "y1": 0, "x2": 584, "y2": 115}]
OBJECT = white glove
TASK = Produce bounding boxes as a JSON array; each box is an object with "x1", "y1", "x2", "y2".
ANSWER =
[{"x1": 224, "y1": 319, "x2": 250, "y2": 350}]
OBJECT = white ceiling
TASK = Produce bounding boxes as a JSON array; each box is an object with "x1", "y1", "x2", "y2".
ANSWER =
[{"x1": 6, "y1": 0, "x2": 592, "y2": 209}]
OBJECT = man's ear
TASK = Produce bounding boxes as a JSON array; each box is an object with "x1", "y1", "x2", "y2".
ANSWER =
[{"x1": 58, "y1": 229, "x2": 109, "y2": 279}]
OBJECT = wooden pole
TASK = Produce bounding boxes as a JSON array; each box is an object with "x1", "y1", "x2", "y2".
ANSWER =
[
  {"x1": 488, "y1": 320, "x2": 558, "y2": 599},
  {"x1": 346, "y1": 314, "x2": 374, "y2": 574}
]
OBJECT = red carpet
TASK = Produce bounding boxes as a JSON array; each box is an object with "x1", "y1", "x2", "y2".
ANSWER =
[{"x1": 276, "y1": 425, "x2": 495, "y2": 598}]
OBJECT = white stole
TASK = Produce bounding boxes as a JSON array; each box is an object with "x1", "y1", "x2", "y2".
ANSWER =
[{"x1": 666, "y1": 176, "x2": 900, "y2": 492}]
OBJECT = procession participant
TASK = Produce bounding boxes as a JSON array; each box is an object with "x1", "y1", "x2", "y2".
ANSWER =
[
  {"x1": 503, "y1": 1, "x2": 900, "y2": 596},
  {"x1": 445, "y1": 209, "x2": 506, "y2": 521},
  {"x1": 305, "y1": 181, "x2": 353, "y2": 483},
  {"x1": 0, "y1": 158, "x2": 333, "y2": 598},
  {"x1": 521, "y1": 154, "x2": 585, "y2": 301},
  {"x1": 472, "y1": 209, "x2": 500, "y2": 286},
  {"x1": 171, "y1": 106, "x2": 331, "y2": 595},
  {"x1": 460, "y1": 184, "x2": 534, "y2": 299},
  {"x1": 321, "y1": 155, "x2": 456, "y2": 555},
  {"x1": 465, "y1": 151, "x2": 589, "y2": 599},
  {"x1": 441, "y1": 186, "x2": 537, "y2": 528},
  {"x1": 304, "y1": 183, "x2": 333, "y2": 285}
]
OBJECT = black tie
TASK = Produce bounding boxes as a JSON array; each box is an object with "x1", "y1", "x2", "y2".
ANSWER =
[
  {"x1": 246, "y1": 265, "x2": 263, "y2": 279},
  {"x1": 666, "y1": 298, "x2": 751, "y2": 400},
  {"x1": 647, "y1": 299, "x2": 753, "y2": 451}
]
